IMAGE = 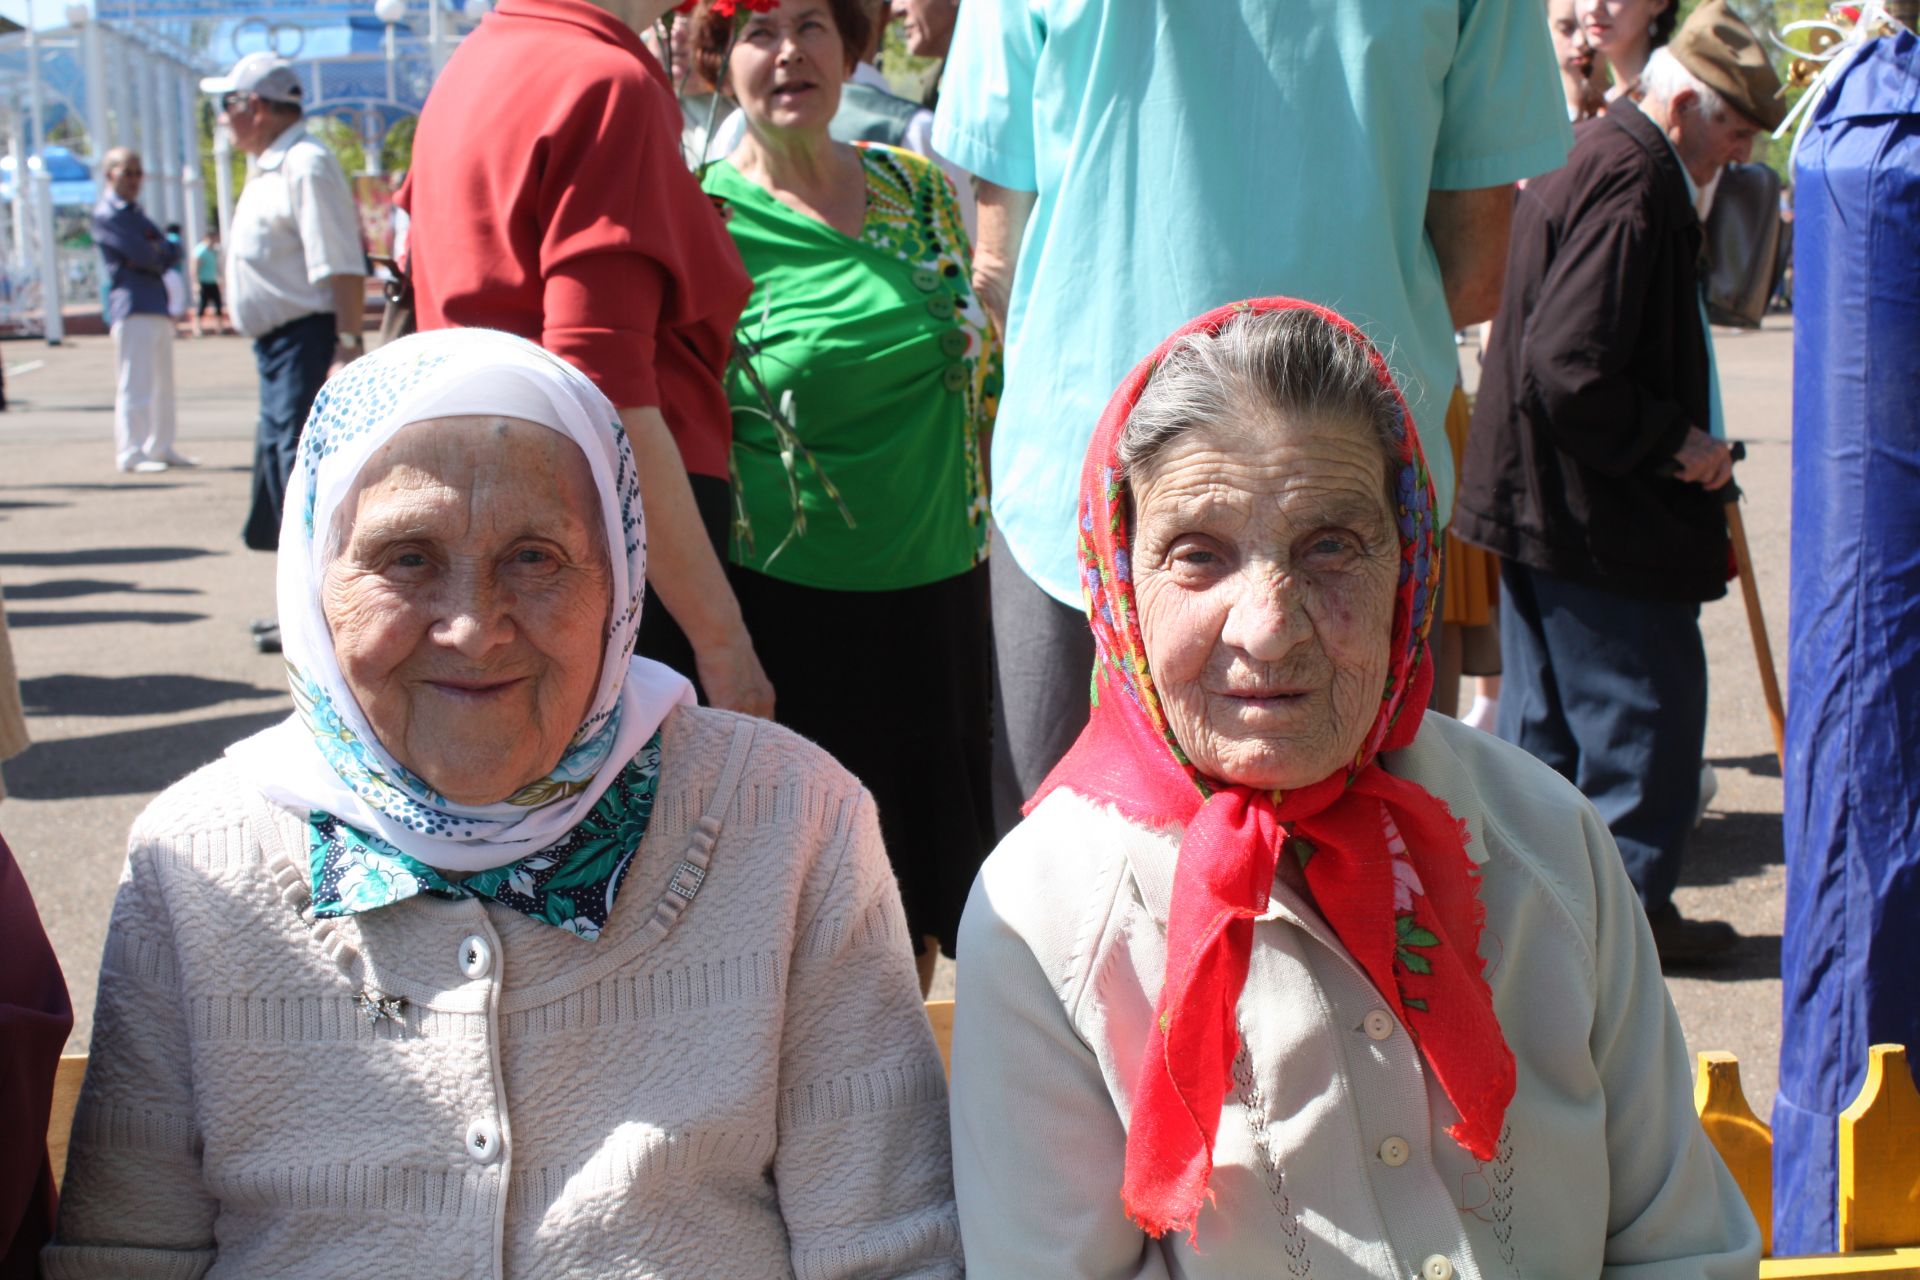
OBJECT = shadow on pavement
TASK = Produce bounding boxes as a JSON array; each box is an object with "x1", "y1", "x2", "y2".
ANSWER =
[
  {"x1": 0, "y1": 482, "x2": 190, "y2": 493},
  {"x1": 20, "y1": 675, "x2": 285, "y2": 717},
  {"x1": 1681, "y1": 808, "x2": 1784, "y2": 888},
  {"x1": 0, "y1": 546, "x2": 218, "y2": 568},
  {"x1": 1710, "y1": 751, "x2": 1782, "y2": 780},
  {"x1": 3, "y1": 710, "x2": 288, "y2": 799},
  {"x1": 0, "y1": 578, "x2": 200, "y2": 601},
  {"x1": 1665, "y1": 932, "x2": 1782, "y2": 983},
  {"x1": 6, "y1": 609, "x2": 208, "y2": 628},
  {"x1": 0, "y1": 500, "x2": 68, "y2": 512}
]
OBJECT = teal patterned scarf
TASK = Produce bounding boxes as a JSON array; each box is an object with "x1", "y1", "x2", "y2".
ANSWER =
[{"x1": 309, "y1": 731, "x2": 663, "y2": 940}]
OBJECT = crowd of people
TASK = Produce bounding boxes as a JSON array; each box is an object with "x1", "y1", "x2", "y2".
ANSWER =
[{"x1": 4, "y1": 0, "x2": 1804, "y2": 1273}]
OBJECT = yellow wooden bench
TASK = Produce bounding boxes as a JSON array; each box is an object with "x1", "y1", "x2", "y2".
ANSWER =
[
  {"x1": 925, "y1": 997, "x2": 955, "y2": 1078},
  {"x1": 47, "y1": 1052, "x2": 86, "y2": 1191},
  {"x1": 1697, "y1": 1044, "x2": 1920, "y2": 1278}
]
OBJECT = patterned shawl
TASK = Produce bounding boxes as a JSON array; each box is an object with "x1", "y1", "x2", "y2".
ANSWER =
[
  {"x1": 1030, "y1": 297, "x2": 1515, "y2": 1239},
  {"x1": 228, "y1": 329, "x2": 694, "y2": 880}
]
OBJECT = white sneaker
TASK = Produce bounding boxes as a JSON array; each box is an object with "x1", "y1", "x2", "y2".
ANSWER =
[
  {"x1": 154, "y1": 449, "x2": 199, "y2": 467},
  {"x1": 1694, "y1": 762, "x2": 1718, "y2": 827},
  {"x1": 118, "y1": 457, "x2": 168, "y2": 474}
]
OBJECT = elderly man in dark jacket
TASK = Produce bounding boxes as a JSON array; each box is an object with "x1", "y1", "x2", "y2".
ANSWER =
[{"x1": 1455, "y1": 0, "x2": 1783, "y2": 964}]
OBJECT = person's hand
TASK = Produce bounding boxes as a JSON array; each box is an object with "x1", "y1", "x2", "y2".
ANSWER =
[
  {"x1": 1671, "y1": 426, "x2": 1735, "y2": 490},
  {"x1": 695, "y1": 630, "x2": 775, "y2": 719}
]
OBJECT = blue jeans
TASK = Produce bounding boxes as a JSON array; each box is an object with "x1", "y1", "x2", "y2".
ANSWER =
[
  {"x1": 1495, "y1": 560, "x2": 1707, "y2": 914},
  {"x1": 243, "y1": 312, "x2": 336, "y2": 552}
]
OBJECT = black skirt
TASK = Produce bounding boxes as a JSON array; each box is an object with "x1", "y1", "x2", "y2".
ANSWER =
[{"x1": 727, "y1": 560, "x2": 993, "y2": 956}]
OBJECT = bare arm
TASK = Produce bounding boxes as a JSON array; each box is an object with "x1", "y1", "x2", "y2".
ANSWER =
[
  {"x1": 326, "y1": 273, "x2": 367, "y2": 373},
  {"x1": 971, "y1": 179, "x2": 1036, "y2": 337},
  {"x1": 1425, "y1": 184, "x2": 1515, "y2": 329},
  {"x1": 617, "y1": 404, "x2": 775, "y2": 719}
]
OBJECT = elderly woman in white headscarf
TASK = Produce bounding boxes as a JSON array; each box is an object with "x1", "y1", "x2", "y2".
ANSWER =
[{"x1": 44, "y1": 330, "x2": 960, "y2": 1280}]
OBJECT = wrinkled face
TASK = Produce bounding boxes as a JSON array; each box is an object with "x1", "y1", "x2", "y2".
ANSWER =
[
  {"x1": 322, "y1": 417, "x2": 612, "y2": 806},
  {"x1": 729, "y1": 0, "x2": 850, "y2": 133},
  {"x1": 889, "y1": 0, "x2": 956, "y2": 59},
  {"x1": 1549, "y1": 0, "x2": 1596, "y2": 79},
  {"x1": 1575, "y1": 0, "x2": 1669, "y2": 57},
  {"x1": 1669, "y1": 91, "x2": 1762, "y2": 187},
  {"x1": 1129, "y1": 413, "x2": 1400, "y2": 792}
]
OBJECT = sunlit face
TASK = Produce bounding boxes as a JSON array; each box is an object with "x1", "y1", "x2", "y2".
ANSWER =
[
  {"x1": 1129, "y1": 413, "x2": 1400, "y2": 792},
  {"x1": 889, "y1": 0, "x2": 956, "y2": 59},
  {"x1": 1549, "y1": 0, "x2": 1596, "y2": 80},
  {"x1": 106, "y1": 154, "x2": 144, "y2": 203},
  {"x1": 1575, "y1": 0, "x2": 1669, "y2": 59},
  {"x1": 1668, "y1": 91, "x2": 1762, "y2": 187},
  {"x1": 218, "y1": 92, "x2": 270, "y2": 155},
  {"x1": 322, "y1": 417, "x2": 612, "y2": 807},
  {"x1": 727, "y1": 0, "x2": 851, "y2": 134}
]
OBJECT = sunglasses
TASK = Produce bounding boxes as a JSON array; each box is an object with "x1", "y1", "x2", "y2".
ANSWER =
[{"x1": 220, "y1": 91, "x2": 252, "y2": 113}]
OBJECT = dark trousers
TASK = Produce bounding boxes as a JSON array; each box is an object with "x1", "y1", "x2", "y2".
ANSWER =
[
  {"x1": 243, "y1": 313, "x2": 336, "y2": 552},
  {"x1": 1495, "y1": 559, "x2": 1707, "y2": 914},
  {"x1": 988, "y1": 523, "x2": 1094, "y2": 839}
]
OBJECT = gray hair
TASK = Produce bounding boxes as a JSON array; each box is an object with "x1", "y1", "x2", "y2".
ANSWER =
[
  {"x1": 101, "y1": 146, "x2": 139, "y2": 176},
  {"x1": 1641, "y1": 47, "x2": 1728, "y2": 121},
  {"x1": 1117, "y1": 307, "x2": 1404, "y2": 487}
]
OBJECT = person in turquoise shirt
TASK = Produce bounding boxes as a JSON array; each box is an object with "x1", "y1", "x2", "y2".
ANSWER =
[
  {"x1": 190, "y1": 228, "x2": 229, "y2": 337},
  {"x1": 932, "y1": 0, "x2": 1574, "y2": 831}
]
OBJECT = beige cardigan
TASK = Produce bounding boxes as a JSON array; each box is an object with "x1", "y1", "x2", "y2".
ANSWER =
[{"x1": 47, "y1": 705, "x2": 961, "y2": 1279}]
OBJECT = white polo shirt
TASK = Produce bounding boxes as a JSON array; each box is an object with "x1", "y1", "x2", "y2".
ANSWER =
[{"x1": 226, "y1": 122, "x2": 363, "y2": 339}]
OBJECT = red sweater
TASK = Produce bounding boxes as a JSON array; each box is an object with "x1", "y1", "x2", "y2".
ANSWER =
[{"x1": 397, "y1": 0, "x2": 750, "y2": 478}]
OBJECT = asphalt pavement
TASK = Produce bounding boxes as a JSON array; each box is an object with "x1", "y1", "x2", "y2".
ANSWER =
[{"x1": 0, "y1": 318, "x2": 1795, "y2": 1118}]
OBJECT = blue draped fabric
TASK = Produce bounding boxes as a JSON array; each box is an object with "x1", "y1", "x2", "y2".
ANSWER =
[{"x1": 1777, "y1": 29, "x2": 1920, "y2": 1256}]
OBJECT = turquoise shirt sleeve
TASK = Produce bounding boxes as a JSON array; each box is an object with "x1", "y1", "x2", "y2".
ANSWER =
[
  {"x1": 1433, "y1": 0, "x2": 1575, "y2": 190},
  {"x1": 931, "y1": 0, "x2": 1042, "y2": 190}
]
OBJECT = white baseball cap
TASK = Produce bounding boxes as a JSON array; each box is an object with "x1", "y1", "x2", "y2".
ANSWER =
[{"x1": 200, "y1": 52, "x2": 304, "y2": 105}]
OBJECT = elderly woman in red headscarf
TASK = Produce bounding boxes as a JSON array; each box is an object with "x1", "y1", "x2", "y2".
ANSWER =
[{"x1": 947, "y1": 299, "x2": 1760, "y2": 1278}]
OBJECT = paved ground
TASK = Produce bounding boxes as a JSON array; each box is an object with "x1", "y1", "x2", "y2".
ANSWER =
[{"x1": 0, "y1": 320, "x2": 1793, "y2": 1119}]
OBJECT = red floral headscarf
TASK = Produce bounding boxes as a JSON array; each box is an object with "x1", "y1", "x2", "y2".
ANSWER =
[{"x1": 1030, "y1": 297, "x2": 1515, "y2": 1240}]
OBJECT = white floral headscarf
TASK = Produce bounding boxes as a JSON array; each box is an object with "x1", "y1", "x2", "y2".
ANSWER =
[{"x1": 228, "y1": 329, "x2": 693, "y2": 872}]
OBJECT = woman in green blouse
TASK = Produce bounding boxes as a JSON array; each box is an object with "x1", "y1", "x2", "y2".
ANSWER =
[{"x1": 694, "y1": 0, "x2": 998, "y2": 990}]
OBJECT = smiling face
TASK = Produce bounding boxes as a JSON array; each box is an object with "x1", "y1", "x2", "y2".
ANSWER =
[
  {"x1": 727, "y1": 0, "x2": 852, "y2": 134},
  {"x1": 321, "y1": 417, "x2": 612, "y2": 806},
  {"x1": 1129, "y1": 412, "x2": 1400, "y2": 792}
]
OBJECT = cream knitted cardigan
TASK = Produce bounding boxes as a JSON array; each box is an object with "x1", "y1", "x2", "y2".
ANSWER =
[{"x1": 45, "y1": 706, "x2": 962, "y2": 1280}]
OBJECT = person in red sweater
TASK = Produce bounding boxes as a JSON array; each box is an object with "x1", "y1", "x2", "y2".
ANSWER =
[{"x1": 398, "y1": 0, "x2": 772, "y2": 716}]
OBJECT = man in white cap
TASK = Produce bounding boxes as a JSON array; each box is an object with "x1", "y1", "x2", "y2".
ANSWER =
[{"x1": 201, "y1": 52, "x2": 365, "y2": 652}]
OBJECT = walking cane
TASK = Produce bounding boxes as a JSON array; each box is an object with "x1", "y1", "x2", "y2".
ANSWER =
[{"x1": 1721, "y1": 443, "x2": 1787, "y2": 771}]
